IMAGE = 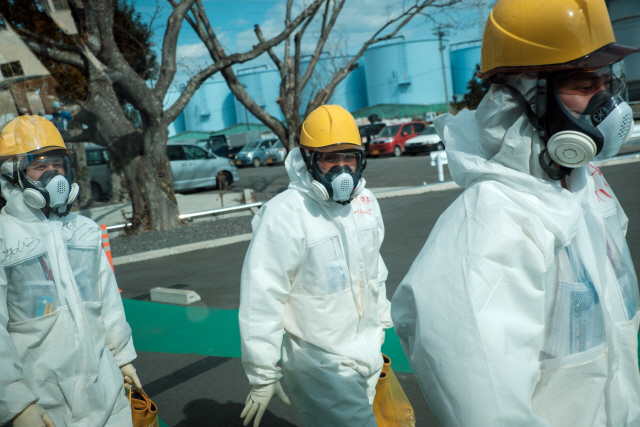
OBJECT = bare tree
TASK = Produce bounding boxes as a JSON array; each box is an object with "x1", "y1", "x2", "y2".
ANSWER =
[
  {"x1": 18, "y1": 0, "x2": 325, "y2": 232},
  {"x1": 180, "y1": 0, "x2": 461, "y2": 151}
]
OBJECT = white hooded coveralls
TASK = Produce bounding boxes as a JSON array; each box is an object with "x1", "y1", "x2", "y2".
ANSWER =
[
  {"x1": 391, "y1": 77, "x2": 640, "y2": 427},
  {"x1": 0, "y1": 178, "x2": 136, "y2": 426},
  {"x1": 239, "y1": 147, "x2": 393, "y2": 427}
]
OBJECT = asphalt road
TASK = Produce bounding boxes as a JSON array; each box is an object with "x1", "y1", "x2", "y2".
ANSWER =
[{"x1": 117, "y1": 160, "x2": 640, "y2": 427}]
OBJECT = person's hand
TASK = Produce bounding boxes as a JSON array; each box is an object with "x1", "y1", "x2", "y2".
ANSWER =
[
  {"x1": 381, "y1": 328, "x2": 386, "y2": 345},
  {"x1": 12, "y1": 404, "x2": 56, "y2": 427},
  {"x1": 240, "y1": 381, "x2": 291, "y2": 427},
  {"x1": 120, "y1": 363, "x2": 142, "y2": 390}
]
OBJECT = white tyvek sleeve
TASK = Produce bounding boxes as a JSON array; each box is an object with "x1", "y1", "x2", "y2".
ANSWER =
[
  {"x1": 0, "y1": 265, "x2": 38, "y2": 425},
  {"x1": 99, "y1": 250, "x2": 136, "y2": 367},
  {"x1": 239, "y1": 201, "x2": 304, "y2": 386},
  {"x1": 372, "y1": 195, "x2": 392, "y2": 328},
  {"x1": 391, "y1": 188, "x2": 554, "y2": 427}
]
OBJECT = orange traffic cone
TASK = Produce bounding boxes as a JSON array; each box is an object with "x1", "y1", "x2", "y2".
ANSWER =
[{"x1": 100, "y1": 224, "x2": 121, "y2": 293}]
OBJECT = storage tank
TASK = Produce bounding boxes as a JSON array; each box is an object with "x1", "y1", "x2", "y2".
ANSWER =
[
  {"x1": 450, "y1": 41, "x2": 481, "y2": 98},
  {"x1": 234, "y1": 66, "x2": 284, "y2": 124},
  {"x1": 363, "y1": 37, "x2": 453, "y2": 108},
  {"x1": 607, "y1": 0, "x2": 640, "y2": 101},
  {"x1": 299, "y1": 56, "x2": 368, "y2": 114},
  {"x1": 181, "y1": 77, "x2": 237, "y2": 132}
]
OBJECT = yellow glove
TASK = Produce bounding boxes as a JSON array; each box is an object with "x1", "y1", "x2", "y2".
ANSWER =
[
  {"x1": 120, "y1": 363, "x2": 142, "y2": 390},
  {"x1": 12, "y1": 404, "x2": 56, "y2": 427}
]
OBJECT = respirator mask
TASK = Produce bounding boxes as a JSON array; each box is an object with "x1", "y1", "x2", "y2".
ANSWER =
[
  {"x1": 303, "y1": 150, "x2": 367, "y2": 204},
  {"x1": 2, "y1": 153, "x2": 79, "y2": 217},
  {"x1": 544, "y1": 62, "x2": 633, "y2": 169},
  {"x1": 503, "y1": 62, "x2": 633, "y2": 180}
]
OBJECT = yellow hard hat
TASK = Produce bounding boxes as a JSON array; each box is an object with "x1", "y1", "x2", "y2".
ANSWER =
[
  {"x1": 300, "y1": 105, "x2": 363, "y2": 152},
  {"x1": 479, "y1": 0, "x2": 639, "y2": 79},
  {"x1": 0, "y1": 115, "x2": 69, "y2": 160}
]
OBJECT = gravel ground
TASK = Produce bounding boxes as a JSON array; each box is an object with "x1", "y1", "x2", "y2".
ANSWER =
[{"x1": 110, "y1": 215, "x2": 253, "y2": 257}]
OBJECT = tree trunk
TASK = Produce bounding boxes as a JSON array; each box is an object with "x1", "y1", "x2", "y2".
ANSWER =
[
  {"x1": 121, "y1": 122, "x2": 179, "y2": 232},
  {"x1": 109, "y1": 158, "x2": 129, "y2": 203},
  {"x1": 68, "y1": 142, "x2": 93, "y2": 208}
]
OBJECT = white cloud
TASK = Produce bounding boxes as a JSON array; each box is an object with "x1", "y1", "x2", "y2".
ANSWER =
[{"x1": 177, "y1": 42, "x2": 209, "y2": 60}]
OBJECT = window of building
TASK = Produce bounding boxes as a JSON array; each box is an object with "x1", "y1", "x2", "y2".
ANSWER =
[
  {"x1": 0, "y1": 61, "x2": 24, "y2": 79},
  {"x1": 52, "y1": 0, "x2": 70, "y2": 11}
]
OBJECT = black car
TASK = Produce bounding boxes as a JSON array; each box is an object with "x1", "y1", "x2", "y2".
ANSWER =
[{"x1": 358, "y1": 123, "x2": 386, "y2": 155}]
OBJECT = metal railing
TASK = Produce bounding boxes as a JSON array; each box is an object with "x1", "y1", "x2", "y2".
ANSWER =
[{"x1": 105, "y1": 201, "x2": 264, "y2": 231}]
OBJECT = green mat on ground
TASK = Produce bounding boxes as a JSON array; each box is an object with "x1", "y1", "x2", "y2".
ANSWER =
[
  {"x1": 123, "y1": 299, "x2": 413, "y2": 372},
  {"x1": 125, "y1": 298, "x2": 640, "y2": 375}
]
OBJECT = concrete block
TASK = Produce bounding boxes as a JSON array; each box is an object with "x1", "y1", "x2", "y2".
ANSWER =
[{"x1": 150, "y1": 288, "x2": 201, "y2": 305}]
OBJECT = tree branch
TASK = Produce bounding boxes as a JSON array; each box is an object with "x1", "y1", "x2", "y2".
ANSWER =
[
  {"x1": 22, "y1": 38, "x2": 87, "y2": 70},
  {"x1": 154, "y1": 0, "x2": 198, "y2": 99},
  {"x1": 255, "y1": 25, "x2": 283, "y2": 72},
  {"x1": 299, "y1": 0, "x2": 344, "y2": 94},
  {"x1": 13, "y1": 27, "x2": 81, "y2": 54}
]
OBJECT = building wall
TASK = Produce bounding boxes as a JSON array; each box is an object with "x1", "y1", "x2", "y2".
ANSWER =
[
  {"x1": 0, "y1": 18, "x2": 50, "y2": 82},
  {"x1": 363, "y1": 38, "x2": 453, "y2": 107},
  {"x1": 180, "y1": 78, "x2": 237, "y2": 132},
  {"x1": 450, "y1": 42, "x2": 481, "y2": 97}
]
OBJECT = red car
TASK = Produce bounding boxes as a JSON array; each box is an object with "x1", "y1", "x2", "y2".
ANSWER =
[{"x1": 368, "y1": 121, "x2": 427, "y2": 157}]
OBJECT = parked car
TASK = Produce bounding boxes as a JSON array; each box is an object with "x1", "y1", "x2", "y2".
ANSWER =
[
  {"x1": 358, "y1": 123, "x2": 386, "y2": 155},
  {"x1": 213, "y1": 144, "x2": 245, "y2": 159},
  {"x1": 166, "y1": 143, "x2": 239, "y2": 191},
  {"x1": 368, "y1": 121, "x2": 427, "y2": 157},
  {"x1": 264, "y1": 140, "x2": 287, "y2": 165},
  {"x1": 85, "y1": 144, "x2": 112, "y2": 201},
  {"x1": 235, "y1": 138, "x2": 279, "y2": 167},
  {"x1": 404, "y1": 125, "x2": 444, "y2": 155}
]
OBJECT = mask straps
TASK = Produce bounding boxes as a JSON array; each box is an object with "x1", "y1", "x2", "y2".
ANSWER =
[{"x1": 503, "y1": 83, "x2": 571, "y2": 181}]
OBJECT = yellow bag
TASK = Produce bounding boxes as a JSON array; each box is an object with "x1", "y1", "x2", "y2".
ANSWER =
[
  {"x1": 128, "y1": 387, "x2": 159, "y2": 427},
  {"x1": 373, "y1": 354, "x2": 416, "y2": 427}
]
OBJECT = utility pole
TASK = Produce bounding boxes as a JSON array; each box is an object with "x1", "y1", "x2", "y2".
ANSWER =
[{"x1": 435, "y1": 28, "x2": 451, "y2": 114}]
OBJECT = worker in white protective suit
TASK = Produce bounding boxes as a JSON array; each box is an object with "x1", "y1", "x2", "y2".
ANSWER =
[
  {"x1": 391, "y1": 0, "x2": 640, "y2": 426},
  {"x1": 0, "y1": 116, "x2": 141, "y2": 427},
  {"x1": 239, "y1": 105, "x2": 392, "y2": 427}
]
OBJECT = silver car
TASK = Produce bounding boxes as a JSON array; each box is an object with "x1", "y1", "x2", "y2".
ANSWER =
[
  {"x1": 235, "y1": 138, "x2": 279, "y2": 167},
  {"x1": 264, "y1": 140, "x2": 287, "y2": 165},
  {"x1": 166, "y1": 143, "x2": 240, "y2": 191}
]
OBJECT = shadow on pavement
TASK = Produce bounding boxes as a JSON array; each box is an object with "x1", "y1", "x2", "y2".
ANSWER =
[
  {"x1": 145, "y1": 356, "x2": 232, "y2": 397},
  {"x1": 174, "y1": 399, "x2": 298, "y2": 427}
]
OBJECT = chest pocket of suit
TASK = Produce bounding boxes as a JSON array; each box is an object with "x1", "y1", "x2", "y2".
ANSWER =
[
  {"x1": 542, "y1": 242, "x2": 605, "y2": 359},
  {"x1": 67, "y1": 246, "x2": 102, "y2": 302},
  {"x1": 603, "y1": 216, "x2": 640, "y2": 321},
  {"x1": 357, "y1": 227, "x2": 379, "y2": 282},
  {"x1": 298, "y1": 235, "x2": 348, "y2": 296},
  {"x1": 5, "y1": 253, "x2": 63, "y2": 322}
]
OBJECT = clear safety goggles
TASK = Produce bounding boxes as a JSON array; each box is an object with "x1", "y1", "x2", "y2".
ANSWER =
[
  {"x1": 315, "y1": 151, "x2": 361, "y2": 175},
  {"x1": 18, "y1": 153, "x2": 71, "y2": 187},
  {"x1": 557, "y1": 62, "x2": 627, "y2": 124}
]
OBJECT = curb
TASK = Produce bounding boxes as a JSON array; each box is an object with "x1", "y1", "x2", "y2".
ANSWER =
[
  {"x1": 372, "y1": 181, "x2": 460, "y2": 199},
  {"x1": 112, "y1": 233, "x2": 253, "y2": 266},
  {"x1": 593, "y1": 153, "x2": 640, "y2": 168}
]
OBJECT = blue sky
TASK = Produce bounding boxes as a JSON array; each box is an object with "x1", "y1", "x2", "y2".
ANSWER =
[{"x1": 133, "y1": 0, "x2": 491, "y2": 87}]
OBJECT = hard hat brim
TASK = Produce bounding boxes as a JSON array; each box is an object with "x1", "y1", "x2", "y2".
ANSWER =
[
  {"x1": 478, "y1": 43, "x2": 640, "y2": 79},
  {"x1": 299, "y1": 143, "x2": 364, "y2": 153}
]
